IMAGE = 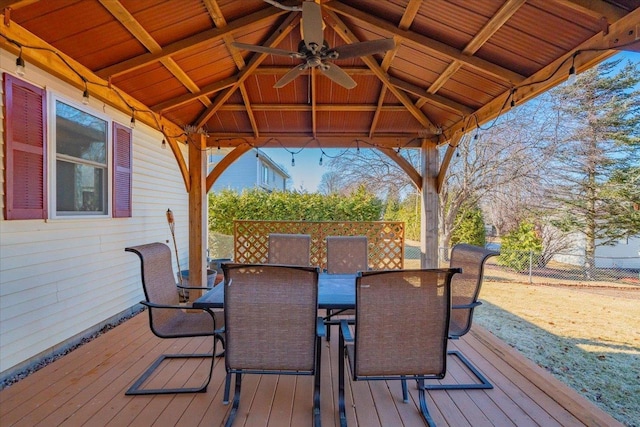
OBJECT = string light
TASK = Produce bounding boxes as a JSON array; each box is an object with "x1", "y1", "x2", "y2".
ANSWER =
[
  {"x1": 291, "y1": 153, "x2": 295, "y2": 166},
  {"x1": 255, "y1": 148, "x2": 260, "y2": 158},
  {"x1": 82, "y1": 80, "x2": 90, "y2": 105},
  {"x1": 319, "y1": 153, "x2": 323, "y2": 166},
  {"x1": 15, "y1": 50, "x2": 25, "y2": 77},
  {"x1": 161, "y1": 139, "x2": 167, "y2": 149},
  {"x1": 130, "y1": 113, "x2": 136, "y2": 129},
  {"x1": 510, "y1": 89, "x2": 516, "y2": 108},
  {"x1": 567, "y1": 54, "x2": 577, "y2": 84}
]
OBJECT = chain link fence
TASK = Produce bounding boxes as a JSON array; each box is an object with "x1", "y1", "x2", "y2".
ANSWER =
[{"x1": 433, "y1": 247, "x2": 639, "y2": 287}]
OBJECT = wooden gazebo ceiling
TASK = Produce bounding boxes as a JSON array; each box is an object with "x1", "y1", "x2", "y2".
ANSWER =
[{"x1": 1, "y1": 0, "x2": 639, "y2": 153}]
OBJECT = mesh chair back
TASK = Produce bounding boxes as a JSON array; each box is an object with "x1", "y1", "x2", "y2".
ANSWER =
[
  {"x1": 126, "y1": 243, "x2": 216, "y2": 337},
  {"x1": 326, "y1": 236, "x2": 368, "y2": 274},
  {"x1": 353, "y1": 269, "x2": 456, "y2": 377},
  {"x1": 222, "y1": 263, "x2": 319, "y2": 371},
  {"x1": 448, "y1": 244, "x2": 498, "y2": 338},
  {"x1": 268, "y1": 233, "x2": 311, "y2": 265}
]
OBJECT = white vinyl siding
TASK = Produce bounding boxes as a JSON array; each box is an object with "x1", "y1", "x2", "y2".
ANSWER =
[{"x1": 0, "y1": 51, "x2": 190, "y2": 376}]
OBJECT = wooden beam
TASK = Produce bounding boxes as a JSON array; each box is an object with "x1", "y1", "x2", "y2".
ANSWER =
[
  {"x1": 324, "y1": 1, "x2": 525, "y2": 85},
  {"x1": 442, "y1": 7, "x2": 640, "y2": 145},
  {"x1": 206, "y1": 134, "x2": 425, "y2": 148},
  {"x1": 549, "y1": 0, "x2": 626, "y2": 22},
  {"x1": 95, "y1": 7, "x2": 286, "y2": 78},
  {"x1": 389, "y1": 77, "x2": 474, "y2": 116},
  {"x1": 0, "y1": 14, "x2": 192, "y2": 191},
  {"x1": 195, "y1": 13, "x2": 299, "y2": 127},
  {"x1": 151, "y1": 76, "x2": 237, "y2": 112},
  {"x1": 427, "y1": 0, "x2": 525, "y2": 94},
  {"x1": 206, "y1": 143, "x2": 252, "y2": 191},
  {"x1": 377, "y1": 147, "x2": 423, "y2": 192},
  {"x1": 311, "y1": 68, "x2": 317, "y2": 138},
  {"x1": 436, "y1": 132, "x2": 462, "y2": 193},
  {"x1": 324, "y1": 10, "x2": 437, "y2": 133},
  {"x1": 98, "y1": 0, "x2": 212, "y2": 110},
  {"x1": 216, "y1": 103, "x2": 408, "y2": 112},
  {"x1": 370, "y1": 0, "x2": 421, "y2": 137}
]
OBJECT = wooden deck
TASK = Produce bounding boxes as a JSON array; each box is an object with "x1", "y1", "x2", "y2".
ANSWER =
[{"x1": 0, "y1": 312, "x2": 621, "y2": 427}]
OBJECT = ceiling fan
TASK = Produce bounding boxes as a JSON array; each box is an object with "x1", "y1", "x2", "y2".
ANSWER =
[{"x1": 232, "y1": 1, "x2": 395, "y2": 89}]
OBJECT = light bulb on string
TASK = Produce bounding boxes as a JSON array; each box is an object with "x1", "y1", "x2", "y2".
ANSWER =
[
  {"x1": 567, "y1": 65, "x2": 577, "y2": 84},
  {"x1": 291, "y1": 153, "x2": 295, "y2": 167},
  {"x1": 82, "y1": 88, "x2": 90, "y2": 105},
  {"x1": 319, "y1": 154, "x2": 323, "y2": 166},
  {"x1": 161, "y1": 139, "x2": 167, "y2": 149},
  {"x1": 15, "y1": 52, "x2": 25, "y2": 77},
  {"x1": 130, "y1": 114, "x2": 136, "y2": 129}
]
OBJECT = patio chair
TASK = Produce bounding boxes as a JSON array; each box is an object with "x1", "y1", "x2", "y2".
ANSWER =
[
  {"x1": 267, "y1": 233, "x2": 311, "y2": 265},
  {"x1": 338, "y1": 268, "x2": 460, "y2": 427},
  {"x1": 424, "y1": 243, "x2": 499, "y2": 390},
  {"x1": 325, "y1": 235, "x2": 368, "y2": 340},
  {"x1": 221, "y1": 263, "x2": 324, "y2": 427},
  {"x1": 124, "y1": 243, "x2": 224, "y2": 395}
]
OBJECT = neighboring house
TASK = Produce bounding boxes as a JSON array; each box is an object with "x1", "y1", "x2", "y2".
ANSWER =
[
  {"x1": 208, "y1": 149, "x2": 290, "y2": 193},
  {"x1": 0, "y1": 57, "x2": 190, "y2": 379},
  {"x1": 552, "y1": 234, "x2": 640, "y2": 269}
]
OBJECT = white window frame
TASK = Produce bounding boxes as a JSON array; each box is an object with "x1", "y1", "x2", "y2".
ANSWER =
[{"x1": 48, "y1": 93, "x2": 113, "y2": 219}]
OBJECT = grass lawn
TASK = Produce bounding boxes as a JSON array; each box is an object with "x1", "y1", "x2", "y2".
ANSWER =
[{"x1": 474, "y1": 280, "x2": 640, "y2": 427}]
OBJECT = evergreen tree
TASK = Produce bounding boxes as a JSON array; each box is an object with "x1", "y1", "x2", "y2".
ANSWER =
[{"x1": 549, "y1": 60, "x2": 640, "y2": 272}]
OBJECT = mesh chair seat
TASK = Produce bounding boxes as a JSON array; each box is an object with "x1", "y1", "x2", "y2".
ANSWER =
[
  {"x1": 124, "y1": 243, "x2": 224, "y2": 395},
  {"x1": 338, "y1": 268, "x2": 460, "y2": 427},
  {"x1": 222, "y1": 263, "x2": 324, "y2": 427},
  {"x1": 424, "y1": 243, "x2": 498, "y2": 390},
  {"x1": 268, "y1": 233, "x2": 311, "y2": 265}
]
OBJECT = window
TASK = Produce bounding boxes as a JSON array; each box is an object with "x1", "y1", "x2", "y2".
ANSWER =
[
  {"x1": 262, "y1": 164, "x2": 269, "y2": 185},
  {"x1": 54, "y1": 100, "x2": 108, "y2": 215},
  {"x1": 4, "y1": 75, "x2": 132, "y2": 220}
]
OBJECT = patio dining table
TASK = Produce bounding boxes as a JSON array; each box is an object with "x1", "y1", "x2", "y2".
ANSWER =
[{"x1": 193, "y1": 272, "x2": 357, "y2": 313}]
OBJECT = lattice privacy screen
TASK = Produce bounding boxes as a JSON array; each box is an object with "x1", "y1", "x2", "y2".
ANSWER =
[{"x1": 234, "y1": 220, "x2": 404, "y2": 270}]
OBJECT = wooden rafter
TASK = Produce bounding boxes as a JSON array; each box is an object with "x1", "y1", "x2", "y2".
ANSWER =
[
  {"x1": 324, "y1": 9, "x2": 437, "y2": 133},
  {"x1": 369, "y1": 0, "x2": 421, "y2": 138},
  {"x1": 95, "y1": 7, "x2": 287, "y2": 78},
  {"x1": 98, "y1": 0, "x2": 213, "y2": 110},
  {"x1": 194, "y1": 13, "x2": 300, "y2": 128},
  {"x1": 424, "y1": 0, "x2": 525, "y2": 97},
  {"x1": 442, "y1": 6, "x2": 640, "y2": 146},
  {"x1": 378, "y1": 147, "x2": 423, "y2": 192},
  {"x1": 204, "y1": 0, "x2": 259, "y2": 138},
  {"x1": 549, "y1": 0, "x2": 626, "y2": 22},
  {"x1": 324, "y1": 1, "x2": 526, "y2": 85}
]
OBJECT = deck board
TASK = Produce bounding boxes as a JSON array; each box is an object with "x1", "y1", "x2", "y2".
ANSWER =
[{"x1": 0, "y1": 312, "x2": 622, "y2": 427}]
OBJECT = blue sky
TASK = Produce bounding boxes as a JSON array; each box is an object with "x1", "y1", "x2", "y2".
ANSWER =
[{"x1": 261, "y1": 51, "x2": 640, "y2": 193}]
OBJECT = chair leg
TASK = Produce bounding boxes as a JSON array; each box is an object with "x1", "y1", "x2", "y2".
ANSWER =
[
  {"x1": 417, "y1": 379, "x2": 437, "y2": 427},
  {"x1": 224, "y1": 372, "x2": 242, "y2": 427},
  {"x1": 313, "y1": 336, "x2": 322, "y2": 427},
  {"x1": 338, "y1": 333, "x2": 347, "y2": 427},
  {"x1": 423, "y1": 350, "x2": 493, "y2": 390},
  {"x1": 326, "y1": 309, "x2": 332, "y2": 341},
  {"x1": 125, "y1": 353, "x2": 214, "y2": 395},
  {"x1": 223, "y1": 372, "x2": 232, "y2": 404},
  {"x1": 401, "y1": 376, "x2": 409, "y2": 403}
]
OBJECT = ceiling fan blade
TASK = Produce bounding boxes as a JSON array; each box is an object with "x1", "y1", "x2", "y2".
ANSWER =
[
  {"x1": 302, "y1": 1, "x2": 324, "y2": 54},
  {"x1": 319, "y1": 62, "x2": 357, "y2": 89},
  {"x1": 328, "y1": 38, "x2": 395, "y2": 60},
  {"x1": 274, "y1": 63, "x2": 310, "y2": 88},
  {"x1": 232, "y1": 42, "x2": 301, "y2": 58}
]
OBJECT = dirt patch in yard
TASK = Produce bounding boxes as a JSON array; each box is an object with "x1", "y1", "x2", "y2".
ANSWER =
[{"x1": 474, "y1": 280, "x2": 640, "y2": 427}]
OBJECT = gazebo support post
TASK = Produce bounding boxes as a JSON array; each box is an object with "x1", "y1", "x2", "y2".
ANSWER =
[
  {"x1": 187, "y1": 134, "x2": 208, "y2": 299},
  {"x1": 420, "y1": 139, "x2": 439, "y2": 268}
]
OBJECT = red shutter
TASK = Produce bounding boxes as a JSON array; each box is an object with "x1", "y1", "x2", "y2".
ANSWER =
[
  {"x1": 112, "y1": 122, "x2": 132, "y2": 218},
  {"x1": 3, "y1": 73, "x2": 47, "y2": 220}
]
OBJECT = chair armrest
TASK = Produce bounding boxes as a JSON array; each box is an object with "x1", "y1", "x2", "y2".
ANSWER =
[
  {"x1": 177, "y1": 284, "x2": 213, "y2": 291},
  {"x1": 339, "y1": 319, "x2": 354, "y2": 343},
  {"x1": 452, "y1": 301, "x2": 482, "y2": 310},
  {"x1": 316, "y1": 317, "x2": 326, "y2": 337}
]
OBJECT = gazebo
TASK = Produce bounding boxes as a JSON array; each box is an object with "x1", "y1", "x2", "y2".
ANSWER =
[{"x1": 0, "y1": 0, "x2": 638, "y2": 379}]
